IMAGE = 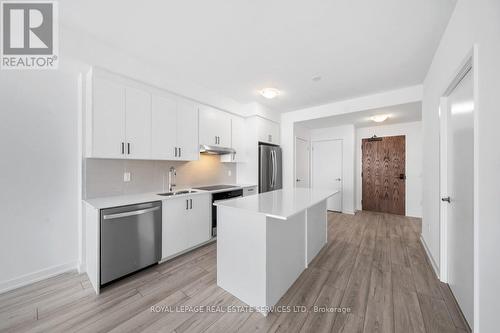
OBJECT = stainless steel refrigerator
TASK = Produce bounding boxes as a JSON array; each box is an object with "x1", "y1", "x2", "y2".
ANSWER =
[{"x1": 259, "y1": 144, "x2": 283, "y2": 193}]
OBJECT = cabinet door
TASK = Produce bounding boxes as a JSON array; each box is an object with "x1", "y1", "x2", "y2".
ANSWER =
[
  {"x1": 257, "y1": 117, "x2": 280, "y2": 144},
  {"x1": 188, "y1": 194, "x2": 211, "y2": 248},
  {"x1": 152, "y1": 94, "x2": 177, "y2": 160},
  {"x1": 199, "y1": 105, "x2": 220, "y2": 146},
  {"x1": 162, "y1": 197, "x2": 190, "y2": 258},
  {"x1": 221, "y1": 115, "x2": 246, "y2": 163},
  {"x1": 199, "y1": 106, "x2": 231, "y2": 146},
  {"x1": 125, "y1": 87, "x2": 151, "y2": 159},
  {"x1": 92, "y1": 76, "x2": 125, "y2": 158},
  {"x1": 216, "y1": 111, "x2": 232, "y2": 147},
  {"x1": 177, "y1": 99, "x2": 199, "y2": 161}
]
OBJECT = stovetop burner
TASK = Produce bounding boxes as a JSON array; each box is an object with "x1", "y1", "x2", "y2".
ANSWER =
[{"x1": 193, "y1": 185, "x2": 238, "y2": 191}]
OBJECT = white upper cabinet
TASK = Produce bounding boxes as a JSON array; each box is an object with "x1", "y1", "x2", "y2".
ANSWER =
[
  {"x1": 151, "y1": 94, "x2": 177, "y2": 160},
  {"x1": 151, "y1": 94, "x2": 199, "y2": 161},
  {"x1": 86, "y1": 68, "x2": 199, "y2": 161},
  {"x1": 90, "y1": 76, "x2": 126, "y2": 158},
  {"x1": 199, "y1": 105, "x2": 231, "y2": 147},
  {"x1": 257, "y1": 117, "x2": 280, "y2": 145},
  {"x1": 125, "y1": 87, "x2": 151, "y2": 159},
  {"x1": 176, "y1": 99, "x2": 199, "y2": 161},
  {"x1": 221, "y1": 115, "x2": 247, "y2": 163},
  {"x1": 87, "y1": 72, "x2": 152, "y2": 159}
]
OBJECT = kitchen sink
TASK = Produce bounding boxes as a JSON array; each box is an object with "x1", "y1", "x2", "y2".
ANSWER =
[{"x1": 157, "y1": 190, "x2": 198, "y2": 196}]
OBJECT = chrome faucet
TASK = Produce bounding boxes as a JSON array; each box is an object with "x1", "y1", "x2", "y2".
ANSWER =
[{"x1": 168, "y1": 166, "x2": 176, "y2": 192}]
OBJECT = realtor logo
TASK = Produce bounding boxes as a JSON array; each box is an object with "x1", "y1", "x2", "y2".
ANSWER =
[{"x1": 1, "y1": 1, "x2": 58, "y2": 69}]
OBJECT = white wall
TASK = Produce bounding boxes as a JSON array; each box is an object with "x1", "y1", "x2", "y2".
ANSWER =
[
  {"x1": 421, "y1": 1, "x2": 500, "y2": 331},
  {"x1": 310, "y1": 125, "x2": 355, "y2": 214},
  {"x1": 356, "y1": 122, "x2": 422, "y2": 217},
  {"x1": 0, "y1": 61, "x2": 82, "y2": 292}
]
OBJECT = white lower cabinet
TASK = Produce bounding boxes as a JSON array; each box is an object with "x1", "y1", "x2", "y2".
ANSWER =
[{"x1": 162, "y1": 193, "x2": 211, "y2": 259}]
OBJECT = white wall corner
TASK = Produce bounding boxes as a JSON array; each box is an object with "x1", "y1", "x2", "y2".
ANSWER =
[{"x1": 420, "y1": 235, "x2": 440, "y2": 279}]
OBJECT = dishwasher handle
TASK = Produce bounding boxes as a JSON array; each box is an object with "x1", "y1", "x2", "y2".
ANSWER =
[{"x1": 103, "y1": 206, "x2": 161, "y2": 220}]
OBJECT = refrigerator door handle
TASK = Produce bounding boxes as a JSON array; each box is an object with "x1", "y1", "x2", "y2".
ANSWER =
[
  {"x1": 274, "y1": 150, "x2": 277, "y2": 188},
  {"x1": 271, "y1": 150, "x2": 276, "y2": 188}
]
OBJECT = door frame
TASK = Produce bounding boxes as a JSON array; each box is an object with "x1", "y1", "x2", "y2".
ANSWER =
[
  {"x1": 294, "y1": 136, "x2": 310, "y2": 188},
  {"x1": 311, "y1": 138, "x2": 343, "y2": 212},
  {"x1": 438, "y1": 46, "x2": 478, "y2": 330}
]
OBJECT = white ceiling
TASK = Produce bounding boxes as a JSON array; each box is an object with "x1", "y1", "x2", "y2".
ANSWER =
[
  {"x1": 61, "y1": 0, "x2": 455, "y2": 112},
  {"x1": 298, "y1": 102, "x2": 422, "y2": 129}
]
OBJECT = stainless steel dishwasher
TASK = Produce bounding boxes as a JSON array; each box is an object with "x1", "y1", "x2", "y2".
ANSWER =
[{"x1": 100, "y1": 201, "x2": 162, "y2": 286}]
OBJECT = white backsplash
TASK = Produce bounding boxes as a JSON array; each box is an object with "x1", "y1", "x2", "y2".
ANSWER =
[{"x1": 84, "y1": 154, "x2": 237, "y2": 198}]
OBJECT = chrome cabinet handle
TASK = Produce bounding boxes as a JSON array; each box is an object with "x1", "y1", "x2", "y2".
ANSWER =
[
  {"x1": 103, "y1": 206, "x2": 160, "y2": 220},
  {"x1": 121, "y1": 142, "x2": 125, "y2": 155},
  {"x1": 190, "y1": 199, "x2": 193, "y2": 209},
  {"x1": 186, "y1": 199, "x2": 189, "y2": 210},
  {"x1": 174, "y1": 147, "x2": 177, "y2": 157},
  {"x1": 127, "y1": 143, "x2": 130, "y2": 154},
  {"x1": 179, "y1": 147, "x2": 182, "y2": 157},
  {"x1": 441, "y1": 196, "x2": 451, "y2": 203}
]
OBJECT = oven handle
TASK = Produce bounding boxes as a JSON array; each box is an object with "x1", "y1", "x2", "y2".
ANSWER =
[{"x1": 214, "y1": 196, "x2": 243, "y2": 204}]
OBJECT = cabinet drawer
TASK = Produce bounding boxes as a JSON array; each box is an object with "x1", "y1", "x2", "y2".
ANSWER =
[{"x1": 243, "y1": 186, "x2": 258, "y2": 196}]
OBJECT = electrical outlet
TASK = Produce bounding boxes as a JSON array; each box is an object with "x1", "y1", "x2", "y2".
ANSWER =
[{"x1": 123, "y1": 172, "x2": 131, "y2": 182}]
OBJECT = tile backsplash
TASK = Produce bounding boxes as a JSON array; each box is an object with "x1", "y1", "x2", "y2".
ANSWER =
[{"x1": 84, "y1": 154, "x2": 236, "y2": 198}]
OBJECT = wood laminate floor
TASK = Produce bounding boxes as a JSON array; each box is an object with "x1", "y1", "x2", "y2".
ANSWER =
[{"x1": 0, "y1": 211, "x2": 471, "y2": 333}]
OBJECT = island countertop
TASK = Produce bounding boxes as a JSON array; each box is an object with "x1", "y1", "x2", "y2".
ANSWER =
[{"x1": 214, "y1": 188, "x2": 338, "y2": 220}]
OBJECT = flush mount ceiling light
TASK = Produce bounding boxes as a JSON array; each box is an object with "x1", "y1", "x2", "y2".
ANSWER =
[
  {"x1": 260, "y1": 88, "x2": 280, "y2": 99},
  {"x1": 371, "y1": 114, "x2": 389, "y2": 123}
]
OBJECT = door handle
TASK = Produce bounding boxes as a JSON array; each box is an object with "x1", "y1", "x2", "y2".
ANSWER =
[
  {"x1": 103, "y1": 206, "x2": 160, "y2": 220},
  {"x1": 441, "y1": 196, "x2": 451, "y2": 203},
  {"x1": 335, "y1": 178, "x2": 341, "y2": 181},
  {"x1": 296, "y1": 178, "x2": 301, "y2": 182}
]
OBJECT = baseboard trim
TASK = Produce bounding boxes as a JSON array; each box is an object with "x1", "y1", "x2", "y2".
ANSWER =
[
  {"x1": 0, "y1": 261, "x2": 79, "y2": 294},
  {"x1": 77, "y1": 262, "x2": 86, "y2": 274},
  {"x1": 420, "y1": 235, "x2": 440, "y2": 279},
  {"x1": 342, "y1": 210, "x2": 355, "y2": 215}
]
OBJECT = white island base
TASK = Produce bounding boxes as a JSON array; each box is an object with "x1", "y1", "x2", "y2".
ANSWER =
[{"x1": 216, "y1": 188, "x2": 336, "y2": 315}]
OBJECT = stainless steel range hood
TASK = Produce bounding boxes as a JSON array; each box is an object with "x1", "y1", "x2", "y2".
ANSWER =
[{"x1": 199, "y1": 144, "x2": 236, "y2": 155}]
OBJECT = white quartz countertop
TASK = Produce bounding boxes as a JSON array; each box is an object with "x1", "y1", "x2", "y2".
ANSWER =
[
  {"x1": 214, "y1": 188, "x2": 339, "y2": 220},
  {"x1": 84, "y1": 184, "x2": 257, "y2": 209}
]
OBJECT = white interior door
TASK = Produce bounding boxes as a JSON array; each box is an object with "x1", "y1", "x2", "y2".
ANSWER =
[
  {"x1": 312, "y1": 140, "x2": 342, "y2": 211},
  {"x1": 443, "y1": 68, "x2": 474, "y2": 327},
  {"x1": 295, "y1": 137, "x2": 310, "y2": 188}
]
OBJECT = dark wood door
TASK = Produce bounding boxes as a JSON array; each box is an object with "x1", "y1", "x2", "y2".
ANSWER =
[{"x1": 362, "y1": 135, "x2": 405, "y2": 215}]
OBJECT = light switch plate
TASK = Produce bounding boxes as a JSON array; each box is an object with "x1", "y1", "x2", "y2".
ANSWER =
[{"x1": 123, "y1": 172, "x2": 131, "y2": 182}]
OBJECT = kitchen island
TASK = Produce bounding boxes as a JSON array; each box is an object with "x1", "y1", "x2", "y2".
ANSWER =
[{"x1": 214, "y1": 188, "x2": 338, "y2": 315}]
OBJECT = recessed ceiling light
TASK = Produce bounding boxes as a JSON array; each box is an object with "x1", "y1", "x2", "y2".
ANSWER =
[
  {"x1": 260, "y1": 88, "x2": 280, "y2": 99},
  {"x1": 371, "y1": 114, "x2": 389, "y2": 123}
]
